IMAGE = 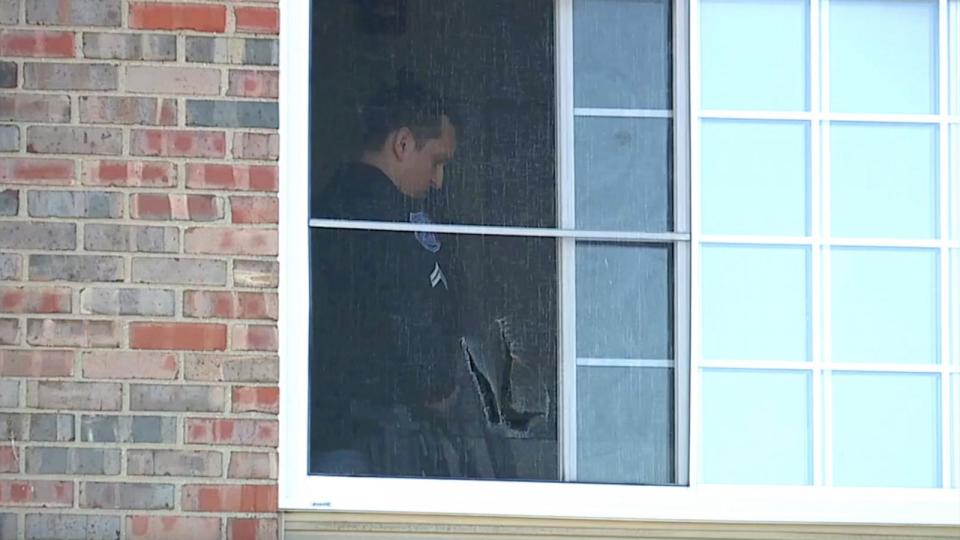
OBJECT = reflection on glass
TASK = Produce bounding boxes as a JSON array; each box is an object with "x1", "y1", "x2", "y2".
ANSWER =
[
  {"x1": 701, "y1": 120, "x2": 809, "y2": 236},
  {"x1": 577, "y1": 367, "x2": 674, "y2": 484},
  {"x1": 574, "y1": 117, "x2": 672, "y2": 231},
  {"x1": 832, "y1": 372, "x2": 940, "y2": 488},
  {"x1": 310, "y1": 0, "x2": 556, "y2": 228},
  {"x1": 830, "y1": 123, "x2": 938, "y2": 239},
  {"x1": 574, "y1": 0, "x2": 671, "y2": 109},
  {"x1": 310, "y1": 228, "x2": 558, "y2": 480},
  {"x1": 831, "y1": 248, "x2": 939, "y2": 364},
  {"x1": 700, "y1": 0, "x2": 808, "y2": 111},
  {"x1": 830, "y1": 0, "x2": 937, "y2": 114},
  {"x1": 576, "y1": 243, "x2": 672, "y2": 360},
  {"x1": 702, "y1": 245, "x2": 810, "y2": 361},
  {"x1": 701, "y1": 369, "x2": 812, "y2": 485},
  {"x1": 952, "y1": 375, "x2": 959, "y2": 489},
  {"x1": 953, "y1": 250, "x2": 959, "y2": 366}
]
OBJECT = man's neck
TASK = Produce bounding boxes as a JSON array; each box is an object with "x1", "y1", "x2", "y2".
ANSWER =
[{"x1": 360, "y1": 153, "x2": 404, "y2": 193}]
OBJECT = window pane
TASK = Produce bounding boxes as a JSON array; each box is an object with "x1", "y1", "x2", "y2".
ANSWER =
[
  {"x1": 830, "y1": 123, "x2": 938, "y2": 240},
  {"x1": 830, "y1": 248, "x2": 939, "y2": 364},
  {"x1": 700, "y1": 0, "x2": 808, "y2": 111},
  {"x1": 701, "y1": 369, "x2": 812, "y2": 485},
  {"x1": 574, "y1": 117, "x2": 672, "y2": 232},
  {"x1": 310, "y1": 229, "x2": 558, "y2": 480},
  {"x1": 702, "y1": 245, "x2": 811, "y2": 361},
  {"x1": 953, "y1": 249, "x2": 959, "y2": 366},
  {"x1": 952, "y1": 374, "x2": 959, "y2": 489},
  {"x1": 577, "y1": 366, "x2": 674, "y2": 484},
  {"x1": 701, "y1": 120, "x2": 809, "y2": 236},
  {"x1": 832, "y1": 372, "x2": 940, "y2": 488},
  {"x1": 830, "y1": 0, "x2": 938, "y2": 114},
  {"x1": 310, "y1": 0, "x2": 557, "y2": 228},
  {"x1": 951, "y1": 125, "x2": 959, "y2": 241},
  {"x1": 576, "y1": 243, "x2": 672, "y2": 360},
  {"x1": 574, "y1": 0, "x2": 672, "y2": 109},
  {"x1": 952, "y1": 0, "x2": 960, "y2": 115}
]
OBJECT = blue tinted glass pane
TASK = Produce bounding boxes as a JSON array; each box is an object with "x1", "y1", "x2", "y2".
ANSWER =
[
  {"x1": 830, "y1": 123, "x2": 938, "y2": 239},
  {"x1": 831, "y1": 248, "x2": 939, "y2": 364},
  {"x1": 702, "y1": 245, "x2": 810, "y2": 361},
  {"x1": 701, "y1": 120, "x2": 809, "y2": 236},
  {"x1": 951, "y1": 125, "x2": 959, "y2": 241},
  {"x1": 577, "y1": 243, "x2": 672, "y2": 359},
  {"x1": 575, "y1": 117, "x2": 671, "y2": 231},
  {"x1": 953, "y1": 1, "x2": 960, "y2": 115},
  {"x1": 574, "y1": 0, "x2": 671, "y2": 109},
  {"x1": 832, "y1": 372, "x2": 940, "y2": 488},
  {"x1": 952, "y1": 250, "x2": 959, "y2": 366},
  {"x1": 700, "y1": 0, "x2": 808, "y2": 111},
  {"x1": 830, "y1": 0, "x2": 937, "y2": 114},
  {"x1": 701, "y1": 369, "x2": 812, "y2": 484},
  {"x1": 952, "y1": 375, "x2": 959, "y2": 488},
  {"x1": 577, "y1": 367, "x2": 673, "y2": 484}
]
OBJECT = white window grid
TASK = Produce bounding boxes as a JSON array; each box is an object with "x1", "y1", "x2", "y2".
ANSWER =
[
  {"x1": 690, "y1": 0, "x2": 960, "y2": 489},
  {"x1": 278, "y1": 0, "x2": 960, "y2": 523}
]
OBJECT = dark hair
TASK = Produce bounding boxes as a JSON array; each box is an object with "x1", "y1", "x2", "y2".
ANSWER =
[{"x1": 358, "y1": 82, "x2": 455, "y2": 151}]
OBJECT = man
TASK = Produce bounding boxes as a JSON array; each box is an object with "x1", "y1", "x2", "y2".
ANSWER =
[{"x1": 309, "y1": 83, "x2": 465, "y2": 478}]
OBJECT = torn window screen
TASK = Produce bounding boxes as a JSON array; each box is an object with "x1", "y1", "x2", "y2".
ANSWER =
[{"x1": 308, "y1": 0, "x2": 676, "y2": 484}]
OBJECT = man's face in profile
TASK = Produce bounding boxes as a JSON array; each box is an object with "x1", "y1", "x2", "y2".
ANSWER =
[{"x1": 396, "y1": 115, "x2": 457, "y2": 199}]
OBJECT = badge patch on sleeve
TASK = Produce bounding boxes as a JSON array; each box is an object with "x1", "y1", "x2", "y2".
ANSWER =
[
  {"x1": 410, "y1": 211, "x2": 441, "y2": 253},
  {"x1": 430, "y1": 262, "x2": 448, "y2": 289}
]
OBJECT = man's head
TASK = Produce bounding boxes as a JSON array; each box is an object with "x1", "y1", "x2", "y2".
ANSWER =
[{"x1": 359, "y1": 83, "x2": 458, "y2": 199}]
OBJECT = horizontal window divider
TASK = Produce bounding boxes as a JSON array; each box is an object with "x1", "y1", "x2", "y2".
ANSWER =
[
  {"x1": 309, "y1": 219, "x2": 690, "y2": 243},
  {"x1": 700, "y1": 111, "x2": 955, "y2": 124},
  {"x1": 577, "y1": 358, "x2": 675, "y2": 368},
  {"x1": 699, "y1": 360, "x2": 954, "y2": 374},
  {"x1": 701, "y1": 235, "x2": 953, "y2": 249},
  {"x1": 574, "y1": 107, "x2": 674, "y2": 118}
]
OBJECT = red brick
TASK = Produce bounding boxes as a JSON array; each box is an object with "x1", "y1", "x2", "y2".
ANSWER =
[
  {"x1": 184, "y1": 291, "x2": 278, "y2": 320},
  {"x1": 186, "y1": 164, "x2": 278, "y2": 191},
  {"x1": 182, "y1": 484, "x2": 277, "y2": 512},
  {"x1": 127, "y1": 516, "x2": 221, "y2": 540},
  {"x1": 26, "y1": 319, "x2": 120, "y2": 348},
  {"x1": 227, "y1": 70, "x2": 279, "y2": 98},
  {"x1": 232, "y1": 386, "x2": 278, "y2": 414},
  {"x1": 0, "y1": 446, "x2": 20, "y2": 473},
  {"x1": 0, "y1": 480, "x2": 72, "y2": 507},
  {"x1": 130, "y1": 322, "x2": 227, "y2": 351},
  {"x1": 0, "y1": 31, "x2": 75, "y2": 58},
  {"x1": 0, "y1": 287, "x2": 71, "y2": 314},
  {"x1": 234, "y1": 7, "x2": 279, "y2": 34},
  {"x1": 231, "y1": 324, "x2": 277, "y2": 352},
  {"x1": 231, "y1": 196, "x2": 278, "y2": 224},
  {"x1": 82, "y1": 351, "x2": 179, "y2": 380},
  {"x1": 185, "y1": 418, "x2": 278, "y2": 447},
  {"x1": 131, "y1": 194, "x2": 223, "y2": 222},
  {"x1": 132, "y1": 130, "x2": 226, "y2": 158},
  {"x1": 232, "y1": 133, "x2": 278, "y2": 161},
  {"x1": 130, "y1": 3, "x2": 227, "y2": 33},
  {"x1": 0, "y1": 158, "x2": 75, "y2": 185},
  {"x1": 185, "y1": 228, "x2": 277, "y2": 256},
  {"x1": 82, "y1": 160, "x2": 176, "y2": 188},
  {"x1": 0, "y1": 350, "x2": 73, "y2": 377},
  {"x1": 228, "y1": 452, "x2": 277, "y2": 479},
  {"x1": 228, "y1": 518, "x2": 278, "y2": 540}
]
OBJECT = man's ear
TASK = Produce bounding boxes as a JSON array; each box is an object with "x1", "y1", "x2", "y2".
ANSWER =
[{"x1": 392, "y1": 127, "x2": 415, "y2": 160}]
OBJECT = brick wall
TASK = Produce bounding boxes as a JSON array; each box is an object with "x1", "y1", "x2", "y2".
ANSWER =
[{"x1": 0, "y1": 1, "x2": 280, "y2": 538}]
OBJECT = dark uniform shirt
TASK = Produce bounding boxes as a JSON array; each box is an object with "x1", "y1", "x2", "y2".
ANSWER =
[{"x1": 309, "y1": 162, "x2": 464, "y2": 477}]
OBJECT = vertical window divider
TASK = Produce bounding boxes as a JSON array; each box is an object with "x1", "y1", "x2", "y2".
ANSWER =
[
  {"x1": 937, "y1": 0, "x2": 952, "y2": 491},
  {"x1": 673, "y1": 0, "x2": 693, "y2": 487},
  {"x1": 556, "y1": 0, "x2": 579, "y2": 483},
  {"x1": 810, "y1": 0, "x2": 824, "y2": 489},
  {"x1": 687, "y1": 0, "x2": 704, "y2": 488}
]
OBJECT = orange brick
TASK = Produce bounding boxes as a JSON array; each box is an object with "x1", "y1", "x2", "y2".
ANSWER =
[
  {"x1": 130, "y1": 3, "x2": 227, "y2": 32},
  {"x1": 234, "y1": 7, "x2": 279, "y2": 34},
  {"x1": 232, "y1": 386, "x2": 278, "y2": 414},
  {"x1": 0, "y1": 31, "x2": 75, "y2": 58},
  {"x1": 82, "y1": 351, "x2": 179, "y2": 380},
  {"x1": 186, "y1": 164, "x2": 278, "y2": 191},
  {"x1": 228, "y1": 518, "x2": 278, "y2": 540},
  {"x1": 182, "y1": 484, "x2": 277, "y2": 512},
  {"x1": 231, "y1": 324, "x2": 277, "y2": 352},
  {"x1": 185, "y1": 228, "x2": 278, "y2": 256},
  {"x1": 127, "y1": 516, "x2": 221, "y2": 540},
  {"x1": 0, "y1": 287, "x2": 71, "y2": 314},
  {"x1": 184, "y1": 291, "x2": 278, "y2": 320},
  {"x1": 82, "y1": 160, "x2": 176, "y2": 188},
  {"x1": 0, "y1": 480, "x2": 72, "y2": 506},
  {"x1": 230, "y1": 196, "x2": 278, "y2": 224},
  {"x1": 130, "y1": 322, "x2": 227, "y2": 351},
  {"x1": 0, "y1": 159, "x2": 75, "y2": 185},
  {"x1": 185, "y1": 418, "x2": 277, "y2": 446}
]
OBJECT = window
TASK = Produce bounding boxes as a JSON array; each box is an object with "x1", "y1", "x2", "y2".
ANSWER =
[{"x1": 279, "y1": 0, "x2": 960, "y2": 524}]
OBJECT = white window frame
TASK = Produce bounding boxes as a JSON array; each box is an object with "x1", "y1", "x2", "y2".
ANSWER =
[{"x1": 279, "y1": 0, "x2": 960, "y2": 525}]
